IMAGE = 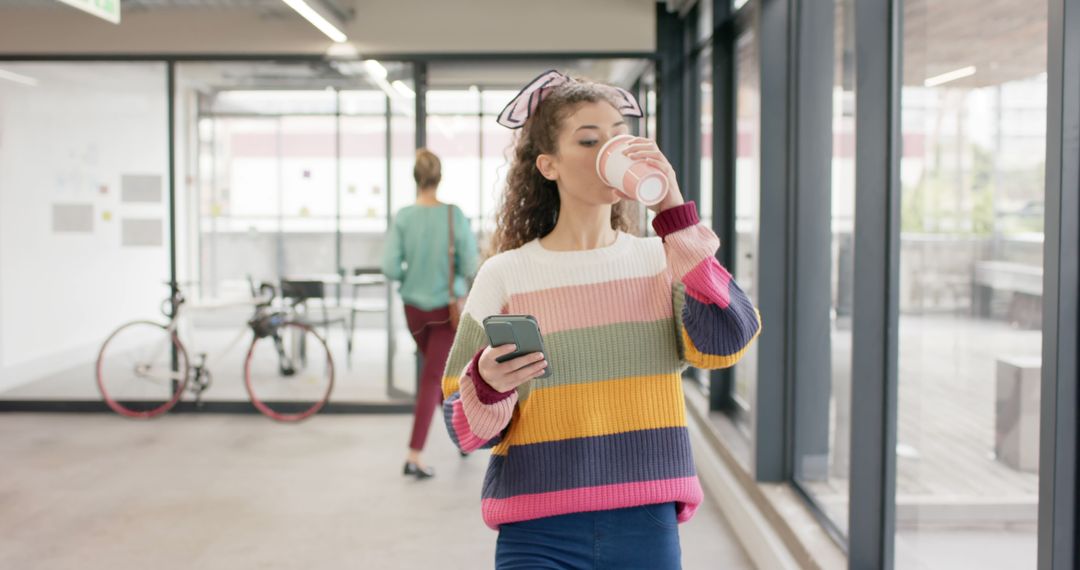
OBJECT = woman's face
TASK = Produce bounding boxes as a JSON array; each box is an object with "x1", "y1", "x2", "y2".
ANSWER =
[{"x1": 537, "y1": 101, "x2": 631, "y2": 206}]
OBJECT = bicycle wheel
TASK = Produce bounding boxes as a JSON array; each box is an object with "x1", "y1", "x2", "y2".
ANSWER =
[
  {"x1": 96, "y1": 321, "x2": 189, "y2": 419},
  {"x1": 244, "y1": 321, "x2": 334, "y2": 422}
]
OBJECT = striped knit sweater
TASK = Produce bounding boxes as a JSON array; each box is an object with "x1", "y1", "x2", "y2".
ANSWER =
[{"x1": 440, "y1": 202, "x2": 761, "y2": 530}]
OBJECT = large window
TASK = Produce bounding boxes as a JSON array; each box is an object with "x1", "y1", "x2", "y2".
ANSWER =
[
  {"x1": 896, "y1": 1, "x2": 1047, "y2": 567},
  {"x1": 794, "y1": 0, "x2": 856, "y2": 536},
  {"x1": 699, "y1": 46, "x2": 714, "y2": 231},
  {"x1": 733, "y1": 19, "x2": 760, "y2": 440},
  {"x1": 424, "y1": 87, "x2": 516, "y2": 238},
  {"x1": 480, "y1": 90, "x2": 518, "y2": 237},
  {"x1": 677, "y1": 0, "x2": 1074, "y2": 564},
  {"x1": 196, "y1": 85, "x2": 405, "y2": 290},
  {"x1": 340, "y1": 90, "x2": 393, "y2": 235},
  {"x1": 426, "y1": 89, "x2": 482, "y2": 224}
]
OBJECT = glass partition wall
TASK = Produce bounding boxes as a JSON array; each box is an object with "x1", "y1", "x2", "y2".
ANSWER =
[
  {"x1": 0, "y1": 60, "x2": 421, "y2": 404},
  {"x1": 0, "y1": 62, "x2": 171, "y2": 402},
  {"x1": 186, "y1": 61, "x2": 420, "y2": 403},
  {"x1": 0, "y1": 58, "x2": 654, "y2": 408}
]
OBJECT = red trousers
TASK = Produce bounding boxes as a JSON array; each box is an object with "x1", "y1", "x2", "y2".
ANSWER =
[{"x1": 403, "y1": 304, "x2": 455, "y2": 452}]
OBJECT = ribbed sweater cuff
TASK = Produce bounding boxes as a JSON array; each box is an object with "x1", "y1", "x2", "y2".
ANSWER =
[
  {"x1": 652, "y1": 202, "x2": 700, "y2": 237},
  {"x1": 468, "y1": 349, "x2": 516, "y2": 405}
]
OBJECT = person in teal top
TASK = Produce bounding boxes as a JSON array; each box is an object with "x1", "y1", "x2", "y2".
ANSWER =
[
  {"x1": 382, "y1": 200, "x2": 478, "y2": 311},
  {"x1": 382, "y1": 148, "x2": 479, "y2": 479}
]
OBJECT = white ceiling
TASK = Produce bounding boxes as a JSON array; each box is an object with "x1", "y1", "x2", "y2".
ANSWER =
[{"x1": 169, "y1": 59, "x2": 652, "y2": 92}]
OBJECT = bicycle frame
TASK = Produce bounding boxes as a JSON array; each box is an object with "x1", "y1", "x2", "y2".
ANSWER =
[
  {"x1": 166, "y1": 300, "x2": 256, "y2": 372},
  {"x1": 98, "y1": 282, "x2": 334, "y2": 421}
]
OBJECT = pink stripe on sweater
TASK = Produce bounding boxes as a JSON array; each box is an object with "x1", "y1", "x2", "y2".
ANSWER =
[
  {"x1": 507, "y1": 274, "x2": 673, "y2": 334},
  {"x1": 664, "y1": 224, "x2": 720, "y2": 279},
  {"x1": 459, "y1": 373, "x2": 517, "y2": 440},
  {"x1": 682, "y1": 257, "x2": 733, "y2": 309},
  {"x1": 450, "y1": 398, "x2": 491, "y2": 453},
  {"x1": 480, "y1": 476, "x2": 703, "y2": 530}
]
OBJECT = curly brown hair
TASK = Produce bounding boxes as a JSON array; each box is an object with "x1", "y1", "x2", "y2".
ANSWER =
[{"x1": 490, "y1": 79, "x2": 633, "y2": 254}]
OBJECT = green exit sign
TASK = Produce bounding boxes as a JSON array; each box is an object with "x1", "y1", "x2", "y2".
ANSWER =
[{"x1": 56, "y1": 0, "x2": 120, "y2": 24}]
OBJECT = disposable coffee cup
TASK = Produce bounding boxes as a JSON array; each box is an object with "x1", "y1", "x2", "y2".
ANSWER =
[{"x1": 596, "y1": 134, "x2": 669, "y2": 206}]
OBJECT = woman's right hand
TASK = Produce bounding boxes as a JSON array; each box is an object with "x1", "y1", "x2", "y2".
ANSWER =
[{"x1": 477, "y1": 344, "x2": 548, "y2": 393}]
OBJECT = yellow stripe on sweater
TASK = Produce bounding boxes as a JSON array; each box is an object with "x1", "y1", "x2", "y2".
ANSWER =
[
  {"x1": 442, "y1": 375, "x2": 460, "y2": 399},
  {"x1": 491, "y1": 373, "x2": 687, "y2": 451}
]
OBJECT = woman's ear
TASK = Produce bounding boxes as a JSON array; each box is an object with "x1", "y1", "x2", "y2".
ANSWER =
[{"x1": 535, "y1": 154, "x2": 559, "y2": 182}]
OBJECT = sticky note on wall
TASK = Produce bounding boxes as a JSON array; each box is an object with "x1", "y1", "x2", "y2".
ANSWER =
[
  {"x1": 53, "y1": 204, "x2": 94, "y2": 233},
  {"x1": 121, "y1": 174, "x2": 163, "y2": 203},
  {"x1": 121, "y1": 218, "x2": 163, "y2": 247}
]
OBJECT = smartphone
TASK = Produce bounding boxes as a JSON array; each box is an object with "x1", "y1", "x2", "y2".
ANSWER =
[{"x1": 483, "y1": 315, "x2": 552, "y2": 379}]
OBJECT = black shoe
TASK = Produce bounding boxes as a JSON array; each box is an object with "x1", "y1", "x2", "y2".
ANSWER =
[{"x1": 404, "y1": 462, "x2": 435, "y2": 479}]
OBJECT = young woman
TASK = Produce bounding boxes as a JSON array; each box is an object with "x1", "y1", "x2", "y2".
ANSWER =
[
  {"x1": 382, "y1": 148, "x2": 479, "y2": 479},
  {"x1": 440, "y1": 71, "x2": 761, "y2": 569}
]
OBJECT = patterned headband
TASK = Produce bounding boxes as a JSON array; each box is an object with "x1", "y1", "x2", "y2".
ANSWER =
[{"x1": 496, "y1": 69, "x2": 644, "y2": 130}]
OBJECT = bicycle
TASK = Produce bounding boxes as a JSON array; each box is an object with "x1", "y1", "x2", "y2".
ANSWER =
[{"x1": 95, "y1": 282, "x2": 335, "y2": 422}]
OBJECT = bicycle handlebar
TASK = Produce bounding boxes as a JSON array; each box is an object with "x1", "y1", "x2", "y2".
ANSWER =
[
  {"x1": 257, "y1": 282, "x2": 277, "y2": 307},
  {"x1": 161, "y1": 291, "x2": 186, "y2": 319}
]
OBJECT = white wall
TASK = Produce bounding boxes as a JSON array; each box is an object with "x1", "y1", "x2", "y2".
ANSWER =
[
  {"x1": 0, "y1": 0, "x2": 655, "y2": 55},
  {"x1": 0, "y1": 62, "x2": 170, "y2": 390}
]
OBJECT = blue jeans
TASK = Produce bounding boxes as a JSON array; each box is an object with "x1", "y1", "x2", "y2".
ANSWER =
[{"x1": 495, "y1": 503, "x2": 682, "y2": 570}]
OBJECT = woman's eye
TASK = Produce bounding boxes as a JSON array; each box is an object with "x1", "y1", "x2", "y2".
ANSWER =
[{"x1": 580, "y1": 140, "x2": 599, "y2": 147}]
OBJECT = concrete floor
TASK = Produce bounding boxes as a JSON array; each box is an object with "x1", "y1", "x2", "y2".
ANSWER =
[{"x1": 0, "y1": 413, "x2": 752, "y2": 570}]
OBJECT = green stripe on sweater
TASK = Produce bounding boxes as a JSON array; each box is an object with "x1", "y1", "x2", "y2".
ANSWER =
[
  {"x1": 444, "y1": 313, "x2": 487, "y2": 381},
  {"x1": 528, "y1": 319, "x2": 683, "y2": 395},
  {"x1": 671, "y1": 282, "x2": 688, "y2": 363},
  {"x1": 446, "y1": 314, "x2": 684, "y2": 403}
]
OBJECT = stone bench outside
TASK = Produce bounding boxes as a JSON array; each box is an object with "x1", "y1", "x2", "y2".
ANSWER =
[{"x1": 995, "y1": 356, "x2": 1042, "y2": 473}]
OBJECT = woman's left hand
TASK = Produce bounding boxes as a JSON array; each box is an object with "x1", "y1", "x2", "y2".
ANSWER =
[{"x1": 621, "y1": 137, "x2": 686, "y2": 213}]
